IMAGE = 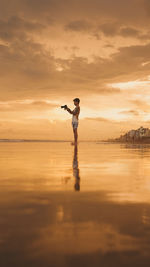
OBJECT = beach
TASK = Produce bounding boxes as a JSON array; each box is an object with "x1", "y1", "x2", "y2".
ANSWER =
[{"x1": 1, "y1": 142, "x2": 150, "y2": 266}]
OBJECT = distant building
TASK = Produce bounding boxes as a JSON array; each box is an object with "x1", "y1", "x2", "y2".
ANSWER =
[
  {"x1": 128, "y1": 130, "x2": 136, "y2": 138},
  {"x1": 118, "y1": 126, "x2": 150, "y2": 142}
]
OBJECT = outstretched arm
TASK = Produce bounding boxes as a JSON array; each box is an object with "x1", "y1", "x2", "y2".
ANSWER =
[
  {"x1": 66, "y1": 106, "x2": 79, "y2": 115},
  {"x1": 66, "y1": 106, "x2": 73, "y2": 114}
]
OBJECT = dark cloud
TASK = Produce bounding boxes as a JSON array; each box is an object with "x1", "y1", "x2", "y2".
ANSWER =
[
  {"x1": 0, "y1": 15, "x2": 46, "y2": 41},
  {"x1": 1, "y1": 40, "x2": 150, "y2": 101},
  {"x1": 99, "y1": 24, "x2": 144, "y2": 39},
  {"x1": 65, "y1": 20, "x2": 92, "y2": 32},
  {"x1": 0, "y1": 37, "x2": 124, "y2": 100},
  {"x1": 119, "y1": 27, "x2": 140, "y2": 37},
  {"x1": 0, "y1": 0, "x2": 148, "y2": 26},
  {"x1": 65, "y1": 20, "x2": 147, "y2": 40},
  {"x1": 0, "y1": 37, "x2": 55, "y2": 78},
  {"x1": 98, "y1": 22, "x2": 120, "y2": 36},
  {"x1": 0, "y1": 0, "x2": 150, "y2": 102}
]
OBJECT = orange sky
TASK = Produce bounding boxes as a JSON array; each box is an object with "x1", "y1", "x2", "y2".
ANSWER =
[{"x1": 1, "y1": 0, "x2": 150, "y2": 140}]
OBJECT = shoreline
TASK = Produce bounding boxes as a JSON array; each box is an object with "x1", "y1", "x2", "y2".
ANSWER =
[{"x1": 105, "y1": 138, "x2": 150, "y2": 144}]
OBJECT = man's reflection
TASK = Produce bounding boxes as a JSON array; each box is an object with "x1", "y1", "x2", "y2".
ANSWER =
[{"x1": 73, "y1": 144, "x2": 80, "y2": 191}]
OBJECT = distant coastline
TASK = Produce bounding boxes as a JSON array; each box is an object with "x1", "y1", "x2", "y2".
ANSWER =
[
  {"x1": 106, "y1": 138, "x2": 150, "y2": 144},
  {"x1": 105, "y1": 126, "x2": 150, "y2": 144}
]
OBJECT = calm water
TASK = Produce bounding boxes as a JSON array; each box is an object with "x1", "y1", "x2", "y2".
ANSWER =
[{"x1": 1, "y1": 142, "x2": 150, "y2": 266}]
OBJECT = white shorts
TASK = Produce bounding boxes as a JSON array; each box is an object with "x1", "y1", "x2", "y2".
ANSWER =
[{"x1": 72, "y1": 121, "x2": 79, "y2": 129}]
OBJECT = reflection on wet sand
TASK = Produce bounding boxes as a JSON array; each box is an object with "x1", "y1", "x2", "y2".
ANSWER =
[
  {"x1": 1, "y1": 142, "x2": 150, "y2": 266},
  {"x1": 73, "y1": 144, "x2": 80, "y2": 191}
]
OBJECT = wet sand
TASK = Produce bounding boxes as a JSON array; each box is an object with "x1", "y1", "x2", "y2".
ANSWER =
[{"x1": 0, "y1": 142, "x2": 150, "y2": 266}]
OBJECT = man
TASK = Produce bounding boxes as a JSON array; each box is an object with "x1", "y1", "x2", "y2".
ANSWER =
[{"x1": 65, "y1": 98, "x2": 80, "y2": 145}]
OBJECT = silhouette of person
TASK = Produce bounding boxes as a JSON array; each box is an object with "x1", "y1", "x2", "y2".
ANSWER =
[
  {"x1": 64, "y1": 98, "x2": 80, "y2": 146},
  {"x1": 73, "y1": 144, "x2": 80, "y2": 191}
]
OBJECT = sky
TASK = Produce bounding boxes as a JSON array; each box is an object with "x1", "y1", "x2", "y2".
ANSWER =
[{"x1": 1, "y1": 0, "x2": 150, "y2": 140}]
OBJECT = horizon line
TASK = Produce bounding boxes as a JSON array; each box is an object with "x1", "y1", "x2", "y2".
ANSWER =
[{"x1": 0, "y1": 138, "x2": 106, "y2": 143}]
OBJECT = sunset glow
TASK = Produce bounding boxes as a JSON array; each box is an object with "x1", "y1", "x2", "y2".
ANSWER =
[
  {"x1": 2, "y1": 2, "x2": 150, "y2": 267},
  {"x1": 1, "y1": 0, "x2": 150, "y2": 140},
  {"x1": 110, "y1": 79, "x2": 150, "y2": 90}
]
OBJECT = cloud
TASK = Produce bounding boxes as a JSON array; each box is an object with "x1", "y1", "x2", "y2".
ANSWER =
[
  {"x1": 1, "y1": 40, "x2": 150, "y2": 102},
  {"x1": 0, "y1": 1, "x2": 150, "y2": 102},
  {"x1": 65, "y1": 20, "x2": 92, "y2": 32},
  {"x1": 0, "y1": 0, "x2": 148, "y2": 27},
  {"x1": 65, "y1": 19, "x2": 147, "y2": 41},
  {"x1": 0, "y1": 38, "x2": 124, "y2": 101},
  {"x1": 0, "y1": 15, "x2": 46, "y2": 42},
  {"x1": 99, "y1": 25, "x2": 146, "y2": 39},
  {"x1": 98, "y1": 22, "x2": 120, "y2": 37},
  {"x1": 65, "y1": 20, "x2": 123, "y2": 39},
  {"x1": 0, "y1": 37, "x2": 56, "y2": 79},
  {"x1": 0, "y1": 100, "x2": 58, "y2": 112},
  {"x1": 119, "y1": 27, "x2": 140, "y2": 38},
  {"x1": 16, "y1": 0, "x2": 150, "y2": 25},
  {"x1": 1, "y1": 0, "x2": 150, "y2": 140},
  {"x1": 1, "y1": 38, "x2": 150, "y2": 103},
  {"x1": 85, "y1": 117, "x2": 115, "y2": 123},
  {"x1": 119, "y1": 110, "x2": 139, "y2": 116},
  {"x1": 130, "y1": 99, "x2": 150, "y2": 112}
]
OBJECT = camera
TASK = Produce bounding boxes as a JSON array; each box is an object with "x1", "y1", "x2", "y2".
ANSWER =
[{"x1": 61, "y1": 105, "x2": 67, "y2": 109}]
